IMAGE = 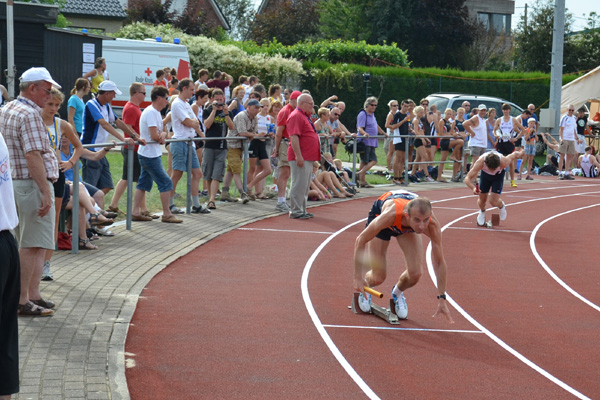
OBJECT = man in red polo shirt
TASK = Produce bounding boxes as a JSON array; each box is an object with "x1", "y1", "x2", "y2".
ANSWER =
[
  {"x1": 272, "y1": 90, "x2": 301, "y2": 212},
  {"x1": 287, "y1": 94, "x2": 320, "y2": 219}
]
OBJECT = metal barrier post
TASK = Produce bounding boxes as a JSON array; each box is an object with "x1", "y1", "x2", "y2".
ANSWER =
[
  {"x1": 125, "y1": 145, "x2": 134, "y2": 231},
  {"x1": 351, "y1": 138, "x2": 357, "y2": 185},
  {"x1": 242, "y1": 138, "x2": 248, "y2": 193},
  {"x1": 403, "y1": 135, "x2": 409, "y2": 186},
  {"x1": 71, "y1": 161, "x2": 80, "y2": 254},
  {"x1": 186, "y1": 139, "x2": 192, "y2": 214}
]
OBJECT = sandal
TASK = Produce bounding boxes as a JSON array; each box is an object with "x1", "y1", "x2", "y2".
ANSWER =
[
  {"x1": 30, "y1": 298, "x2": 55, "y2": 309},
  {"x1": 207, "y1": 201, "x2": 216, "y2": 210},
  {"x1": 89, "y1": 213, "x2": 113, "y2": 227},
  {"x1": 18, "y1": 301, "x2": 53, "y2": 316},
  {"x1": 101, "y1": 210, "x2": 118, "y2": 219},
  {"x1": 79, "y1": 238, "x2": 98, "y2": 250},
  {"x1": 141, "y1": 210, "x2": 160, "y2": 219}
]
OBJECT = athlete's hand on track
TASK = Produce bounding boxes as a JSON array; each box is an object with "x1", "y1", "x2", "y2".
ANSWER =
[{"x1": 433, "y1": 299, "x2": 454, "y2": 323}]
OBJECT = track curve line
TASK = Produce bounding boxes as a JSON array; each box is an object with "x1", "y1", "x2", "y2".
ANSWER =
[{"x1": 529, "y1": 203, "x2": 600, "y2": 313}]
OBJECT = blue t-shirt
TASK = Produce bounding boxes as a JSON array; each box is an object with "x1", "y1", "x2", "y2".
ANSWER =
[
  {"x1": 81, "y1": 98, "x2": 117, "y2": 151},
  {"x1": 67, "y1": 95, "x2": 85, "y2": 134}
]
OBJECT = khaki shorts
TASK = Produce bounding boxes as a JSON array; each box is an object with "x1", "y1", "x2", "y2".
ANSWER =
[
  {"x1": 469, "y1": 145, "x2": 486, "y2": 157},
  {"x1": 12, "y1": 179, "x2": 55, "y2": 249},
  {"x1": 277, "y1": 139, "x2": 289, "y2": 168},
  {"x1": 226, "y1": 147, "x2": 243, "y2": 174},
  {"x1": 558, "y1": 139, "x2": 577, "y2": 155}
]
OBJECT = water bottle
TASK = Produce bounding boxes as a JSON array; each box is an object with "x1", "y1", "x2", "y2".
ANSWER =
[{"x1": 534, "y1": 166, "x2": 539, "y2": 175}]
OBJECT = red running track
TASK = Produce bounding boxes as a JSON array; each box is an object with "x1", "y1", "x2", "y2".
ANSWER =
[{"x1": 126, "y1": 178, "x2": 600, "y2": 399}]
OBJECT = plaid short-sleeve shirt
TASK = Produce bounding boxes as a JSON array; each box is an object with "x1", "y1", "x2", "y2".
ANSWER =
[{"x1": 0, "y1": 96, "x2": 59, "y2": 181}]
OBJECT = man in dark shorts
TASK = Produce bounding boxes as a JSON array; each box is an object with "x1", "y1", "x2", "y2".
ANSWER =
[
  {"x1": 464, "y1": 150, "x2": 523, "y2": 226},
  {"x1": 353, "y1": 190, "x2": 453, "y2": 322}
]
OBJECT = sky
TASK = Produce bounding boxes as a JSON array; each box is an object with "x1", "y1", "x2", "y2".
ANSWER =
[{"x1": 511, "y1": 0, "x2": 597, "y2": 32}]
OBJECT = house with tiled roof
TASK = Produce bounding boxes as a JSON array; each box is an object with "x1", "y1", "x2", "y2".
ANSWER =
[{"x1": 60, "y1": 0, "x2": 229, "y2": 34}]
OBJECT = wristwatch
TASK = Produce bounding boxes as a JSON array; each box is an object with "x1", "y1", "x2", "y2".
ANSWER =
[{"x1": 437, "y1": 294, "x2": 447, "y2": 300}]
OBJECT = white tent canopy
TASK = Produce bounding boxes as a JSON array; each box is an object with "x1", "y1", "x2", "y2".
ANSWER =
[{"x1": 561, "y1": 65, "x2": 600, "y2": 115}]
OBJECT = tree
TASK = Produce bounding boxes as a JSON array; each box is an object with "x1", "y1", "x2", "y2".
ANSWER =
[
  {"x1": 126, "y1": 0, "x2": 176, "y2": 25},
  {"x1": 249, "y1": 0, "x2": 320, "y2": 45},
  {"x1": 452, "y1": 19, "x2": 513, "y2": 71},
  {"x1": 403, "y1": 0, "x2": 474, "y2": 67},
  {"x1": 318, "y1": 0, "x2": 372, "y2": 42},
  {"x1": 569, "y1": 12, "x2": 600, "y2": 72},
  {"x1": 513, "y1": 0, "x2": 577, "y2": 73},
  {"x1": 214, "y1": 0, "x2": 256, "y2": 40}
]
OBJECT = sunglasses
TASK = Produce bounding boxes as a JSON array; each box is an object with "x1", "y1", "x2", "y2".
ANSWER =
[
  {"x1": 421, "y1": 103, "x2": 428, "y2": 106},
  {"x1": 332, "y1": 113, "x2": 340, "y2": 116},
  {"x1": 391, "y1": 104, "x2": 398, "y2": 107},
  {"x1": 568, "y1": 109, "x2": 574, "y2": 111},
  {"x1": 369, "y1": 103, "x2": 378, "y2": 107}
]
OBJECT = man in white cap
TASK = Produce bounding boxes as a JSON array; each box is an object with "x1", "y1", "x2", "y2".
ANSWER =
[
  {"x1": 81, "y1": 80, "x2": 140, "y2": 196},
  {"x1": 0, "y1": 67, "x2": 61, "y2": 316},
  {"x1": 463, "y1": 104, "x2": 491, "y2": 168}
]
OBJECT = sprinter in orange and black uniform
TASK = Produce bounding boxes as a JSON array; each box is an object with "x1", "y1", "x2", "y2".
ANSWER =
[{"x1": 354, "y1": 190, "x2": 453, "y2": 322}]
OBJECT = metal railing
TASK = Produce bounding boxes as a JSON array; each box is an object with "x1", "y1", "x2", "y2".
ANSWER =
[
  {"x1": 345, "y1": 133, "x2": 465, "y2": 186},
  {"x1": 69, "y1": 136, "x2": 249, "y2": 254}
]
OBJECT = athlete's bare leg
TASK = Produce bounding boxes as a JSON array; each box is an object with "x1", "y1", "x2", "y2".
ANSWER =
[
  {"x1": 395, "y1": 232, "x2": 424, "y2": 291},
  {"x1": 364, "y1": 238, "x2": 390, "y2": 287}
]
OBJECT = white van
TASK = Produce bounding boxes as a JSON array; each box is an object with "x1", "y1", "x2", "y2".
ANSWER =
[{"x1": 102, "y1": 38, "x2": 191, "y2": 112}]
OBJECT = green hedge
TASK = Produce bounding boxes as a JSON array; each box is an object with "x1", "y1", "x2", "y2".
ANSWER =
[{"x1": 228, "y1": 39, "x2": 409, "y2": 67}]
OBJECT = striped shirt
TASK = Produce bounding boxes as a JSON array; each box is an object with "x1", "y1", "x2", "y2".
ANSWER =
[{"x1": 0, "y1": 96, "x2": 59, "y2": 181}]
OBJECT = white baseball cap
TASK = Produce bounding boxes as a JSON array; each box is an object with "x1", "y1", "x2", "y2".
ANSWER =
[
  {"x1": 477, "y1": 104, "x2": 487, "y2": 110},
  {"x1": 527, "y1": 118, "x2": 536, "y2": 124},
  {"x1": 19, "y1": 67, "x2": 61, "y2": 89},
  {"x1": 98, "y1": 80, "x2": 122, "y2": 95}
]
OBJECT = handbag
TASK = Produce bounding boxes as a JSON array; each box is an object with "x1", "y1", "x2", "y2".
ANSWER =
[{"x1": 57, "y1": 231, "x2": 72, "y2": 250}]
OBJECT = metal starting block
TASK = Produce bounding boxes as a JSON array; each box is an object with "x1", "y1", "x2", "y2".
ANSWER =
[{"x1": 350, "y1": 292, "x2": 400, "y2": 325}]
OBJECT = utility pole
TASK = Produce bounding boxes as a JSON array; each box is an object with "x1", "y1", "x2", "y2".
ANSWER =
[
  {"x1": 6, "y1": 0, "x2": 16, "y2": 99},
  {"x1": 524, "y1": 3, "x2": 528, "y2": 31},
  {"x1": 547, "y1": 0, "x2": 565, "y2": 138}
]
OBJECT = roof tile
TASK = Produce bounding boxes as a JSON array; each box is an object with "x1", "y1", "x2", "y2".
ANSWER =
[{"x1": 61, "y1": 0, "x2": 128, "y2": 18}]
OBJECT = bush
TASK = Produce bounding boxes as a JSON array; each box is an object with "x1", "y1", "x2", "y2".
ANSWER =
[
  {"x1": 228, "y1": 39, "x2": 409, "y2": 67},
  {"x1": 113, "y1": 22, "x2": 304, "y2": 86}
]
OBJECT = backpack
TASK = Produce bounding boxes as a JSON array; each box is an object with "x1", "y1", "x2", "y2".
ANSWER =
[{"x1": 345, "y1": 138, "x2": 366, "y2": 155}]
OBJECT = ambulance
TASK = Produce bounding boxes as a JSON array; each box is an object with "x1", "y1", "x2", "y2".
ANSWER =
[{"x1": 102, "y1": 37, "x2": 192, "y2": 112}]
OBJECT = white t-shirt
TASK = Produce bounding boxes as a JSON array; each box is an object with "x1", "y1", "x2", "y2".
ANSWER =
[
  {"x1": 257, "y1": 113, "x2": 272, "y2": 134},
  {"x1": 243, "y1": 84, "x2": 253, "y2": 104},
  {"x1": 138, "y1": 105, "x2": 164, "y2": 159},
  {"x1": 0, "y1": 133, "x2": 18, "y2": 231},
  {"x1": 469, "y1": 115, "x2": 488, "y2": 147},
  {"x1": 560, "y1": 114, "x2": 577, "y2": 141},
  {"x1": 170, "y1": 97, "x2": 197, "y2": 140}
]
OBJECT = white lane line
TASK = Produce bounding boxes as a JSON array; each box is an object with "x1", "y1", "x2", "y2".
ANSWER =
[
  {"x1": 446, "y1": 227, "x2": 533, "y2": 233},
  {"x1": 238, "y1": 227, "x2": 335, "y2": 235},
  {"x1": 426, "y1": 201, "x2": 594, "y2": 400},
  {"x1": 530, "y1": 203, "x2": 600, "y2": 313},
  {"x1": 433, "y1": 206, "x2": 480, "y2": 211},
  {"x1": 323, "y1": 324, "x2": 483, "y2": 334},
  {"x1": 300, "y1": 219, "x2": 382, "y2": 400}
]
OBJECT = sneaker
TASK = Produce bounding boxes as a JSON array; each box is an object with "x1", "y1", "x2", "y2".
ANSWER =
[
  {"x1": 169, "y1": 205, "x2": 183, "y2": 214},
  {"x1": 425, "y1": 176, "x2": 435, "y2": 182},
  {"x1": 304, "y1": 212, "x2": 314, "y2": 218},
  {"x1": 510, "y1": 180, "x2": 517, "y2": 187},
  {"x1": 289, "y1": 213, "x2": 311, "y2": 219},
  {"x1": 499, "y1": 202, "x2": 507, "y2": 221},
  {"x1": 41, "y1": 261, "x2": 53, "y2": 281},
  {"x1": 558, "y1": 174, "x2": 565, "y2": 180},
  {"x1": 220, "y1": 191, "x2": 234, "y2": 202},
  {"x1": 241, "y1": 193, "x2": 250, "y2": 204},
  {"x1": 191, "y1": 205, "x2": 211, "y2": 214},
  {"x1": 477, "y1": 210, "x2": 486, "y2": 226},
  {"x1": 392, "y1": 287, "x2": 408, "y2": 319},
  {"x1": 161, "y1": 215, "x2": 183, "y2": 223},
  {"x1": 275, "y1": 202, "x2": 290, "y2": 212},
  {"x1": 199, "y1": 190, "x2": 209, "y2": 197},
  {"x1": 358, "y1": 292, "x2": 372, "y2": 313},
  {"x1": 565, "y1": 174, "x2": 575, "y2": 180}
]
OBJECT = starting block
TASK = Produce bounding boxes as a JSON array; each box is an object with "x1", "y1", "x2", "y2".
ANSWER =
[
  {"x1": 485, "y1": 213, "x2": 500, "y2": 228},
  {"x1": 350, "y1": 290, "x2": 400, "y2": 325}
]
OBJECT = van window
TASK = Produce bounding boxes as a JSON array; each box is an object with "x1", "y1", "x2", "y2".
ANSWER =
[
  {"x1": 427, "y1": 97, "x2": 449, "y2": 112},
  {"x1": 509, "y1": 105, "x2": 521, "y2": 117}
]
